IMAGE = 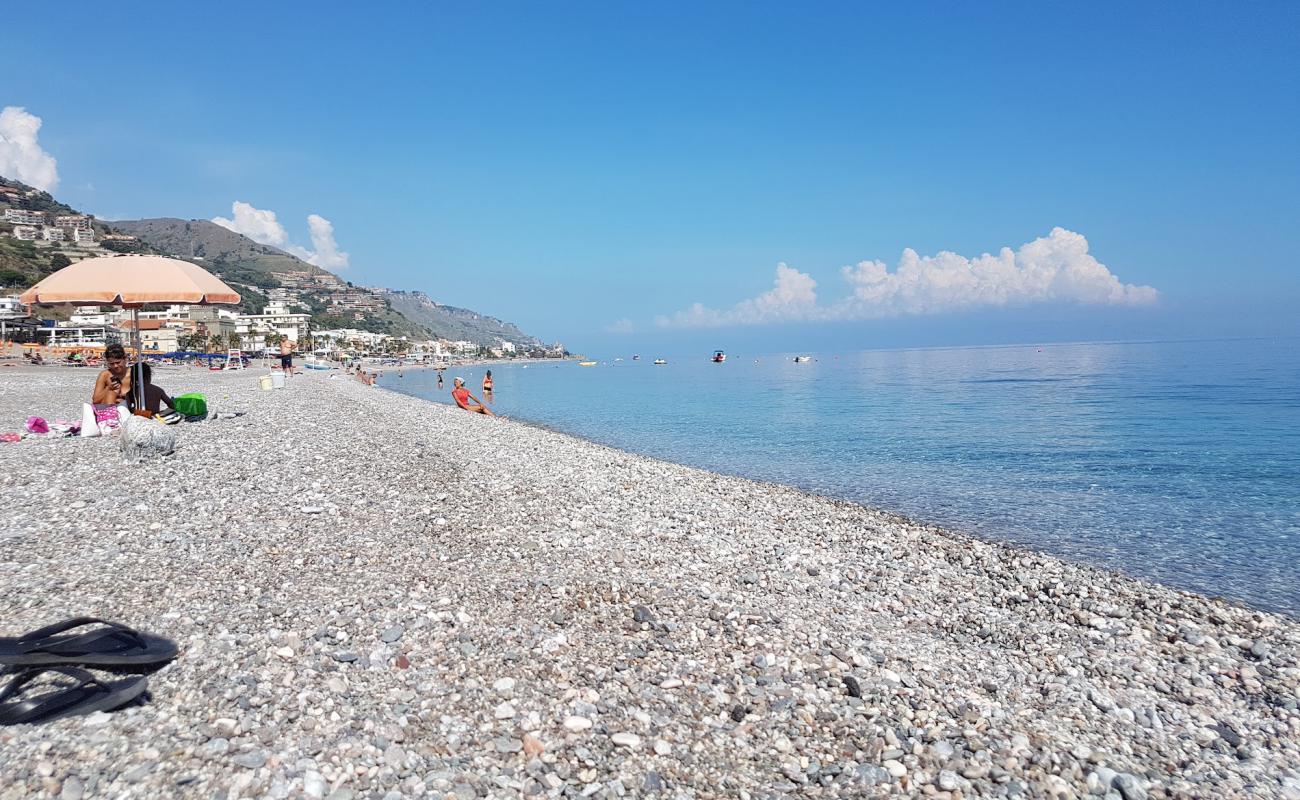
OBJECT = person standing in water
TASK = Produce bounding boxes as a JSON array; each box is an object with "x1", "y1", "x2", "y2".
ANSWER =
[{"x1": 482, "y1": 369, "x2": 493, "y2": 393}]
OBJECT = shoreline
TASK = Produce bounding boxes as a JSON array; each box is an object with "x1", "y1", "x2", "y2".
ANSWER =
[
  {"x1": 372, "y1": 372, "x2": 1292, "y2": 620},
  {"x1": 1, "y1": 366, "x2": 1297, "y2": 798}
]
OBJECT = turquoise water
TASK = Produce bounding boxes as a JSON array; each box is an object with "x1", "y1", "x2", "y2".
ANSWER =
[{"x1": 379, "y1": 338, "x2": 1300, "y2": 617}]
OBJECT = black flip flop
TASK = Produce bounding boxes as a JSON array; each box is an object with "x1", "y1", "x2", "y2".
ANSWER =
[
  {"x1": 0, "y1": 667, "x2": 148, "y2": 725},
  {"x1": 0, "y1": 617, "x2": 178, "y2": 668}
]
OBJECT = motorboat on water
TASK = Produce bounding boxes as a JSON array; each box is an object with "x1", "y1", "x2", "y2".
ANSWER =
[
  {"x1": 653, "y1": 358, "x2": 667, "y2": 365},
  {"x1": 578, "y1": 360, "x2": 598, "y2": 367},
  {"x1": 793, "y1": 355, "x2": 813, "y2": 363},
  {"x1": 712, "y1": 350, "x2": 726, "y2": 363}
]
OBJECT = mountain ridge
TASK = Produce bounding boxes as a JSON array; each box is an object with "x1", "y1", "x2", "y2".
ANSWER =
[{"x1": 1, "y1": 176, "x2": 548, "y2": 347}]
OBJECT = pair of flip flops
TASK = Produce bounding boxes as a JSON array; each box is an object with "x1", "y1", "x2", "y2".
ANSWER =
[{"x1": 0, "y1": 617, "x2": 179, "y2": 725}]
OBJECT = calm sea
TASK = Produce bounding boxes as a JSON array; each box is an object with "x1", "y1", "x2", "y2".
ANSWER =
[{"x1": 378, "y1": 338, "x2": 1300, "y2": 617}]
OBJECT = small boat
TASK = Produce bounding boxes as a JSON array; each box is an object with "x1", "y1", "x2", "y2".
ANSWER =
[
  {"x1": 578, "y1": 360, "x2": 598, "y2": 367},
  {"x1": 793, "y1": 355, "x2": 813, "y2": 363},
  {"x1": 653, "y1": 358, "x2": 667, "y2": 365},
  {"x1": 632, "y1": 354, "x2": 641, "y2": 361},
  {"x1": 711, "y1": 350, "x2": 726, "y2": 363}
]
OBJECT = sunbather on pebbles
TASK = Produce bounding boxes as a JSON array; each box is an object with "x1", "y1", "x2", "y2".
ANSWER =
[{"x1": 91, "y1": 344, "x2": 131, "y2": 406}]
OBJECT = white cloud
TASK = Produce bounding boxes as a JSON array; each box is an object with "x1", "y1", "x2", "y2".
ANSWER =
[
  {"x1": 213, "y1": 201, "x2": 350, "y2": 270},
  {"x1": 300, "y1": 214, "x2": 349, "y2": 269},
  {"x1": 213, "y1": 201, "x2": 290, "y2": 248},
  {"x1": 656, "y1": 228, "x2": 1158, "y2": 328},
  {"x1": 605, "y1": 318, "x2": 636, "y2": 334},
  {"x1": 0, "y1": 106, "x2": 59, "y2": 192}
]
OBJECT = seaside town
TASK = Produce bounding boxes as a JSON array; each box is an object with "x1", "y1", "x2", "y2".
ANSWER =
[{"x1": 1, "y1": 196, "x2": 566, "y2": 364}]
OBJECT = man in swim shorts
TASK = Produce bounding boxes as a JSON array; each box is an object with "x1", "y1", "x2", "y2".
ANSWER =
[
  {"x1": 279, "y1": 336, "x2": 293, "y2": 378},
  {"x1": 451, "y1": 377, "x2": 495, "y2": 415}
]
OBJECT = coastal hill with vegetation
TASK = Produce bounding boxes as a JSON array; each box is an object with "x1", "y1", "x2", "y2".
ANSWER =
[{"x1": 0, "y1": 175, "x2": 546, "y2": 348}]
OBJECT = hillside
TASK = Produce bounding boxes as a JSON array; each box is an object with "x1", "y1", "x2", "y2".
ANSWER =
[
  {"x1": 0, "y1": 177, "x2": 124, "y2": 288},
  {"x1": 2, "y1": 176, "x2": 549, "y2": 348},
  {"x1": 385, "y1": 290, "x2": 539, "y2": 348},
  {"x1": 107, "y1": 218, "x2": 309, "y2": 287}
]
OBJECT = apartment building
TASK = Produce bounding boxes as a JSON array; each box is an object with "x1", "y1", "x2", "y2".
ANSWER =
[
  {"x1": 54, "y1": 215, "x2": 93, "y2": 231},
  {"x1": 13, "y1": 225, "x2": 39, "y2": 241},
  {"x1": 2, "y1": 208, "x2": 44, "y2": 226},
  {"x1": 235, "y1": 300, "x2": 311, "y2": 349},
  {"x1": 41, "y1": 227, "x2": 65, "y2": 242}
]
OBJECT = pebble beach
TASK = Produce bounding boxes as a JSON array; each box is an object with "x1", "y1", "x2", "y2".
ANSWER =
[{"x1": 0, "y1": 365, "x2": 1297, "y2": 799}]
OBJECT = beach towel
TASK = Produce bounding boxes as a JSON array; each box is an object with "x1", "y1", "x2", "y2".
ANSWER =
[{"x1": 80, "y1": 404, "x2": 126, "y2": 438}]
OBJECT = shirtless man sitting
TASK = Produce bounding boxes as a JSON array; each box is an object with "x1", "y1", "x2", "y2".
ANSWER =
[
  {"x1": 451, "y1": 377, "x2": 494, "y2": 416},
  {"x1": 92, "y1": 344, "x2": 131, "y2": 406}
]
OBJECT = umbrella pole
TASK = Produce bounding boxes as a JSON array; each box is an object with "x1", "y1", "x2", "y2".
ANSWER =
[{"x1": 133, "y1": 307, "x2": 144, "y2": 412}]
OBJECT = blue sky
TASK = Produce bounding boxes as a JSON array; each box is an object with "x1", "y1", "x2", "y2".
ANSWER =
[{"x1": 4, "y1": 2, "x2": 1297, "y2": 354}]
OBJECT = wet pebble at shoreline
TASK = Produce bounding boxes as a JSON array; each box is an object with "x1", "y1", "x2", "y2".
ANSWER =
[{"x1": 0, "y1": 366, "x2": 1298, "y2": 798}]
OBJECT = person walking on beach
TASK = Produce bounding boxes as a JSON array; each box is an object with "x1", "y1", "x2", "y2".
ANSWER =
[
  {"x1": 279, "y1": 337, "x2": 294, "y2": 378},
  {"x1": 451, "y1": 377, "x2": 494, "y2": 415}
]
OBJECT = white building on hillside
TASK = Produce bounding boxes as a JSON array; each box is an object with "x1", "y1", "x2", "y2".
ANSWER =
[
  {"x1": 73, "y1": 228, "x2": 96, "y2": 245},
  {"x1": 41, "y1": 227, "x2": 65, "y2": 242},
  {"x1": 13, "y1": 225, "x2": 38, "y2": 241},
  {"x1": 3, "y1": 209, "x2": 44, "y2": 225},
  {"x1": 54, "y1": 215, "x2": 93, "y2": 231}
]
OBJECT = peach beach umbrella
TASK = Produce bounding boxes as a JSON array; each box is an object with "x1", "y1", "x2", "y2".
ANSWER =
[
  {"x1": 19, "y1": 254, "x2": 240, "y2": 306},
  {"x1": 20, "y1": 254, "x2": 241, "y2": 406}
]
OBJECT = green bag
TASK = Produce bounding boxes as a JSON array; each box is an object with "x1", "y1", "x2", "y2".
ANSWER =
[{"x1": 173, "y1": 393, "x2": 208, "y2": 418}]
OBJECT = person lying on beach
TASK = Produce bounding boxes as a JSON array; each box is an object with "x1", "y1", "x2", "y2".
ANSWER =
[
  {"x1": 451, "y1": 377, "x2": 494, "y2": 415},
  {"x1": 91, "y1": 344, "x2": 131, "y2": 406},
  {"x1": 131, "y1": 362, "x2": 175, "y2": 414}
]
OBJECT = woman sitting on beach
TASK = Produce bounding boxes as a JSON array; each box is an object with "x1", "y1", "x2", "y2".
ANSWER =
[
  {"x1": 91, "y1": 344, "x2": 131, "y2": 406},
  {"x1": 451, "y1": 377, "x2": 494, "y2": 416}
]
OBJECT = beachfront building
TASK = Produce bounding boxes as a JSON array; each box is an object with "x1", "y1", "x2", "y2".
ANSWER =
[
  {"x1": 0, "y1": 296, "x2": 25, "y2": 318},
  {"x1": 3, "y1": 209, "x2": 44, "y2": 226},
  {"x1": 235, "y1": 300, "x2": 310, "y2": 351},
  {"x1": 314, "y1": 328, "x2": 393, "y2": 355},
  {"x1": 117, "y1": 319, "x2": 183, "y2": 353},
  {"x1": 0, "y1": 297, "x2": 37, "y2": 342},
  {"x1": 38, "y1": 323, "x2": 114, "y2": 348},
  {"x1": 70, "y1": 306, "x2": 113, "y2": 326}
]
